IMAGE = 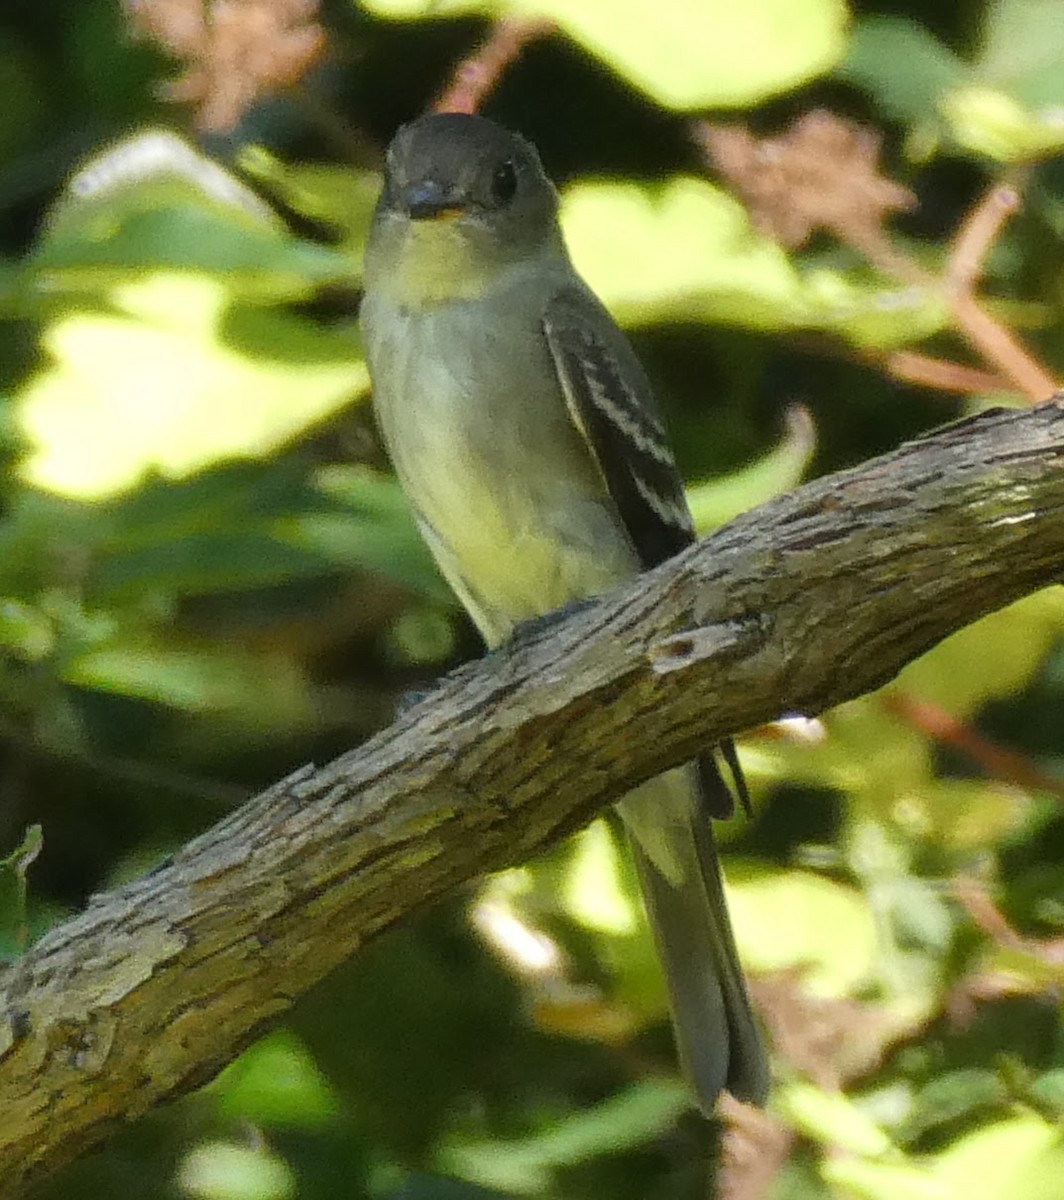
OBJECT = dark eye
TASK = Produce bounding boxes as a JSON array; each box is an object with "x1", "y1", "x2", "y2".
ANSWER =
[{"x1": 490, "y1": 159, "x2": 518, "y2": 205}]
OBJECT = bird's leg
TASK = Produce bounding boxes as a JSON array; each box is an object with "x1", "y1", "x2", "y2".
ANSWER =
[{"x1": 505, "y1": 597, "x2": 599, "y2": 649}]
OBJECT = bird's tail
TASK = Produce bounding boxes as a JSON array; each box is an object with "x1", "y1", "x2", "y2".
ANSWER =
[{"x1": 616, "y1": 760, "x2": 770, "y2": 1112}]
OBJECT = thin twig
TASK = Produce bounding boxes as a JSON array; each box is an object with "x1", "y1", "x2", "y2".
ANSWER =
[
  {"x1": 949, "y1": 291, "x2": 1058, "y2": 402},
  {"x1": 433, "y1": 17, "x2": 554, "y2": 115},
  {"x1": 945, "y1": 182, "x2": 1023, "y2": 293},
  {"x1": 697, "y1": 111, "x2": 1058, "y2": 402},
  {"x1": 874, "y1": 350, "x2": 1009, "y2": 396},
  {"x1": 887, "y1": 693, "x2": 1064, "y2": 801}
]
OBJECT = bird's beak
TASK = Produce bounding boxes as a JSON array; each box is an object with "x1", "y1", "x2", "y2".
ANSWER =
[{"x1": 404, "y1": 180, "x2": 468, "y2": 221}]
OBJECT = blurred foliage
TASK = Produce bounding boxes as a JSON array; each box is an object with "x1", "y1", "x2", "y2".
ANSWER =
[
  {"x1": 360, "y1": 0, "x2": 849, "y2": 109},
  {"x1": 1, "y1": 1, "x2": 1064, "y2": 1198}
]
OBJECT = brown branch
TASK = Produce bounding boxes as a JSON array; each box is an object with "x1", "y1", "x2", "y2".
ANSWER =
[{"x1": 4, "y1": 401, "x2": 1064, "y2": 1195}]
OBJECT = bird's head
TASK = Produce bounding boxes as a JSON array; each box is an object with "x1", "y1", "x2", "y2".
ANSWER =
[{"x1": 366, "y1": 113, "x2": 564, "y2": 303}]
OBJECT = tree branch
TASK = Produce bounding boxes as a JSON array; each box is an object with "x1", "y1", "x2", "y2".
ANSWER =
[{"x1": 4, "y1": 400, "x2": 1064, "y2": 1195}]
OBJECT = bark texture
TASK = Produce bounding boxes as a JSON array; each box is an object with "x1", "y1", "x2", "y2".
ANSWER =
[{"x1": 3, "y1": 399, "x2": 1064, "y2": 1195}]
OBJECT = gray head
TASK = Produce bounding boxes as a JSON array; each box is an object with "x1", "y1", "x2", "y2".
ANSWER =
[{"x1": 366, "y1": 113, "x2": 565, "y2": 303}]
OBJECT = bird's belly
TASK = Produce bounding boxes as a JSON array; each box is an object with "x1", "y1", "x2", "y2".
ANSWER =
[
  {"x1": 408, "y1": 415, "x2": 635, "y2": 645},
  {"x1": 369, "y1": 305, "x2": 638, "y2": 644}
]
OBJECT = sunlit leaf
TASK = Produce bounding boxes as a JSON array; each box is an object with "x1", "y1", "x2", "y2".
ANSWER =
[
  {"x1": 778, "y1": 1080, "x2": 894, "y2": 1157},
  {"x1": 895, "y1": 588, "x2": 1064, "y2": 717},
  {"x1": 757, "y1": 698, "x2": 933, "y2": 805},
  {"x1": 16, "y1": 273, "x2": 366, "y2": 499},
  {"x1": 561, "y1": 178, "x2": 949, "y2": 347},
  {"x1": 905, "y1": 779, "x2": 1032, "y2": 850},
  {"x1": 940, "y1": 85, "x2": 1064, "y2": 162},
  {"x1": 820, "y1": 1156, "x2": 943, "y2": 1200},
  {"x1": 363, "y1": 0, "x2": 847, "y2": 108},
  {"x1": 562, "y1": 819, "x2": 638, "y2": 935},
  {"x1": 53, "y1": 129, "x2": 278, "y2": 227},
  {"x1": 175, "y1": 1141, "x2": 296, "y2": 1200},
  {"x1": 238, "y1": 146, "x2": 382, "y2": 259},
  {"x1": 933, "y1": 1115, "x2": 1061, "y2": 1199},
  {"x1": 523, "y1": 0, "x2": 848, "y2": 109},
  {"x1": 728, "y1": 868, "x2": 878, "y2": 996}
]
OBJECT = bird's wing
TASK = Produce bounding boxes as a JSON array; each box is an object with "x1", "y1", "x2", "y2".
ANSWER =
[
  {"x1": 542, "y1": 285, "x2": 748, "y2": 818},
  {"x1": 542, "y1": 285, "x2": 695, "y2": 571}
]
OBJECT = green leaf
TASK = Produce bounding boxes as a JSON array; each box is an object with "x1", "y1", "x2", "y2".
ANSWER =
[
  {"x1": 30, "y1": 205, "x2": 352, "y2": 301},
  {"x1": 895, "y1": 588, "x2": 1064, "y2": 717},
  {"x1": 307, "y1": 466, "x2": 449, "y2": 600},
  {"x1": 519, "y1": 0, "x2": 849, "y2": 109},
  {"x1": 52, "y1": 129, "x2": 279, "y2": 228},
  {"x1": 839, "y1": 16, "x2": 967, "y2": 124},
  {"x1": 0, "y1": 598, "x2": 55, "y2": 661},
  {"x1": 438, "y1": 1078, "x2": 688, "y2": 1194},
  {"x1": 386, "y1": 1177, "x2": 516, "y2": 1200},
  {"x1": 213, "y1": 1032, "x2": 342, "y2": 1128},
  {"x1": 752, "y1": 691, "x2": 934, "y2": 802},
  {"x1": 899, "y1": 1069, "x2": 1008, "y2": 1144},
  {"x1": 933, "y1": 1115, "x2": 1061, "y2": 1200},
  {"x1": 64, "y1": 636, "x2": 316, "y2": 725},
  {"x1": 820, "y1": 1157, "x2": 942, "y2": 1200},
  {"x1": 362, "y1": 0, "x2": 848, "y2": 109},
  {"x1": 939, "y1": 85, "x2": 1064, "y2": 162},
  {"x1": 687, "y1": 404, "x2": 815, "y2": 531},
  {"x1": 78, "y1": 464, "x2": 353, "y2": 601},
  {"x1": 15, "y1": 275, "x2": 367, "y2": 499},
  {"x1": 0, "y1": 825, "x2": 43, "y2": 959},
  {"x1": 238, "y1": 147, "x2": 382, "y2": 262},
  {"x1": 728, "y1": 868, "x2": 878, "y2": 997},
  {"x1": 841, "y1": 5, "x2": 1064, "y2": 162},
  {"x1": 562, "y1": 819, "x2": 638, "y2": 935},
  {"x1": 1029, "y1": 1069, "x2": 1064, "y2": 1116},
  {"x1": 30, "y1": 130, "x2": 353, "y2": 302},
  {"x1": 778, "y1": 1080, "x2": 894, "y2": 1157},
  {"x1": 560, "y1": 178, "x2": 949, "y2": 347},
  {"x1": 976, "y1": 0, "x2": 1064, "y2": 99},
  {"x1": 911, "y1": 779, "x2": 1033, "y2": 850},
  {"x1": 175, "y1": 1141, "x2": 296, "y2": 1200}
]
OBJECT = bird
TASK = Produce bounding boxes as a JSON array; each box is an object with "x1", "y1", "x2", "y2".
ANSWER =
[{"x1": 359, "y1": 110, "x2": 770, "y2": 1112}]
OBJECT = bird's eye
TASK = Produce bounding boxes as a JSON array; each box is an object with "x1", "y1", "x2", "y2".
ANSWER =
[{"x1": 491, "y1": 159, "x2": 518, "y2": 205}]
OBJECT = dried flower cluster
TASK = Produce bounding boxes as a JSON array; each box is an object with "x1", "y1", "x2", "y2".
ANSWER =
[
  {"x1": 697, "y1": 111, "x2": 917, "y2": 255},
  {"x1": 125, "y1": 0, "x2": 325, "y2": 132}
]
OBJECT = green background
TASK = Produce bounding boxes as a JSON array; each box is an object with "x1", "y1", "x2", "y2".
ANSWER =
[{"x1": 2, "y1": 0, "x2": 1064, "y2": 1196}]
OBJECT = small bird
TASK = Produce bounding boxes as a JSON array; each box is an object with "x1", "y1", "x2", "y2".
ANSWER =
[{"x1": 360, "y1": 111, "x2": 770, "y2": 1111}]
